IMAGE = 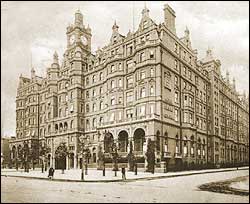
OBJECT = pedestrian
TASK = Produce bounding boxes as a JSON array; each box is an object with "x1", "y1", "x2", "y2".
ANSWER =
[
  {"x1": 134, "y1": 163, "x2": 137, "y2": 175},
  {"x1": 121, "y1": 167, "x2": 126, "y2": 181},
  {"x1": 48, "y1": 167, "x2": 55, "y2": 179}
]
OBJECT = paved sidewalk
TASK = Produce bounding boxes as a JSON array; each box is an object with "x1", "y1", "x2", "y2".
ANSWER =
[{"x1": 1, "y1": 166, "x2": 249, "y2": 182}]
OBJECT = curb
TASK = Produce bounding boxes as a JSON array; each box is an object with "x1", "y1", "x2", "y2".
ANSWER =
[{"x1": 1, "y1": 167, "x2": 249, "y2": 183}]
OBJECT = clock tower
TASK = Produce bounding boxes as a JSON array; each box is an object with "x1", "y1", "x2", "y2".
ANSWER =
[{"x1": 66, "y1": 9, "x2": 92, "y2": 54}]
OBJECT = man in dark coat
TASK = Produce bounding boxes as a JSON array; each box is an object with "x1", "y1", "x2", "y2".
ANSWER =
[
  {"x1": 48, "y1": 167, "x2": 55, "y2": 179},
  {"x1": 121, "y1": 167, "x2": 126, "y2": 181}
]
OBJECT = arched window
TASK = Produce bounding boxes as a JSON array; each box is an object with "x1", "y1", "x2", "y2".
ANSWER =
[
  {"x1": 100, "y1": 101, "x2": 103, "y2": 110},
  {"x1": 134, "y1": 128, "x2": 145, "y2": 152},
  {"x1": 55, "y1": 124, "x2": 58, "y2": 132},
  {"x1": 70, "y1": 120, "x2": 73, "y2": 129}
]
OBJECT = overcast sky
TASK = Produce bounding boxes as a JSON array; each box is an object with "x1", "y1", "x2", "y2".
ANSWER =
[{"x1": 1, "y1": 1, "x2": 249, "y2": 137}]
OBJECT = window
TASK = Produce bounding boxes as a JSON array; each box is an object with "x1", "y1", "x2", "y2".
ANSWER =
[
  {"x1": 99, "y1": 72, "x2": 103, "y2": 80},
  {"x1": 174, "y1": 92, "x2": 178, "y2": 103},
  {"x1": 86, "y1": 119, "x2": 90, "y2": 130},
  {"x1": 100, "y1": 86, "x2": 103, "y2": 95},
  {"x1": 110, "y1": 112, "x2": 115, "y2": 122},
  {"x1": 93, "y1": 75, "x2": 96, "y2": 83},
  {"x1": 86, "y1": 91, "x2": 89, "y2": 98},
  {"x1": 189, "y1": 113, "x2": 193, "y2": 124},
  {"x1": 118, "y1": 97, "x2": 122, "y2": 104},
  {"x1": 184, "y1": 112, "x2": 188, "y2": 123},
  {"x1": 93, "y1": 89, "x2": 96, "y2": 97},
  {"x1": 127, "y1": 76, "x2": 133, "y2": 85},
  {"x1": 119, "y1": 63, "x2": 122, "y2": 70},
  {"x1": 174, "y1": 59, "x2": 178, "y2": 70},
  {"x1": 93, "y1": 118, "x2": 97, "y2": 128},
  {"x1": 183, "y1": 51, "x2": 186, "y2": 60},
  {"x1": 86, "y1": 77, "x2": 89, "y2": 86},
  {"x1": 86, "y1": 104, "x2": 89, "y2": 112},
  {"x1": 140, "y1": 87, "x2": 146, "y2": 98},
  {"x1": 118, "y1": 111, "x2": 122, "y2": 121},
  {"x1": 126, "y1": 92, "x2": 133, "y2": 102},
  {"x1": 189, "y1": 97, "x2": 193, "y2": 107},
  {"x1": 143, "y1": 20, "x2": 148, "y2": 28},
  {"x1": 111, "y1": 65, "x2": 115, "y2": 73},
  {"x1": 150, "y1": 86, "x2": 154, "y2": 95},
  {"x1": 111, "y1": 96, "x2": 115, "y2": 105},
  {"x1": 100, "y1": 101, "x2": 104, "y2": 110},
  {"x1": 118, "y1": 79, "x2": 122, "y2": 87},
  {"x1": 100, "y1": 117, "x2": 104, "y2": 125},
  {"x1": 127, "y1": 60, "x2": 134, "y2": 69},
  {"x1": 141, "y1": 71, "x2": 146, "y2": 80},
  {"x1": 150, "y1": 105, "x2": 154, "y2": 115},
  {"x1": 111, "y1": 80, "x2": 115, "y2": 89},
  {"x1": 174, "y1": 43, "x2": 178, "y2": 52},
  {"x1": 140, "y1": 105, "x2": 146, "y2": 116},
  {"x1": 174, "y1": 76, "x2": 178, "y2": 86},
  {"x1": 183, "y1": 66, "x2": 186, "y2": 75},
  {"x1": 150, "y1": 50, "x2": 154, "y2": 59},
  {"x1": 93, "y1": 103, "x2": 97, "y2": 112},
  {"x1": 140, "y1": 52, "x2": 146, "y2": 62},
  {"x1": 150, "y1": 68, "x2": 154, "y2": 77},
  {"x1": 70, "y1": 91, "x2": 73, "y2": 100},
  {"x1": 174, "y1": 109, "x2": 178, "y2": 121},
  {"x1": 126, "y1": 109, "x2": 133, "y2": 118},
  {"x1": 65, "y1": 107, "x2": 68, "y2": 116}
]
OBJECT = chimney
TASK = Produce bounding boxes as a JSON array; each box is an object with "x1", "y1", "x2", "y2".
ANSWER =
[{"x1": 164, "y1": 4, "x2": 176, "y2": 34}]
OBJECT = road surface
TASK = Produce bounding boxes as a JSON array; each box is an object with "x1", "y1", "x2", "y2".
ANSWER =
[{"x1": 1, "y1": 169, "x2": 249, "y2": 203}]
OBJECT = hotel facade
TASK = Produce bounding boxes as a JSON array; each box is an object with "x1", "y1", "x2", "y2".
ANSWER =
[{"x1": 10, "y1": 4, "x2": 249, "y2": 171}]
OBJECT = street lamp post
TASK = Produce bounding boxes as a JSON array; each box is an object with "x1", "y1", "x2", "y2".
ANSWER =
[{"x1": 79, "y1": 135, "x2": 90, "y2": 180}]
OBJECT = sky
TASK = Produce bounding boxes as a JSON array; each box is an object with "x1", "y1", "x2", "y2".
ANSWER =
[{"x1": 1, "y1": 1, "x2": 249, "y2": 137}]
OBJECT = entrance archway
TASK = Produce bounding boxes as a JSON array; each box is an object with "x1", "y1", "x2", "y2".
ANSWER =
[
  {"x1": 133, "y1": 128, "x2": 145, "y2": 152},
  {"x1": 104, "y1": 132, "x2": 114, "y2": 153},
  {"x1": 69, "y1": 153, "x2": 74, "y2": 169},
  {"x1": 55, "y1": 144, "x2": 67, "y2": 170},
  {"x1": 118, "y1": 131, "x2": 129, "y2": 152}
]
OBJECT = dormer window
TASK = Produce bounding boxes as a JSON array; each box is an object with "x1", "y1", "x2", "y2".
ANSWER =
[{"x1": 143, "y1": 21, "x2": 148, "y2": 29}]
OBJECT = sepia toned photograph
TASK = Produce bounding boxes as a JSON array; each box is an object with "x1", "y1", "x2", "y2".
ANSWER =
[{"x1": 1, "y1": 1, "x2": 249, "y2": 203}]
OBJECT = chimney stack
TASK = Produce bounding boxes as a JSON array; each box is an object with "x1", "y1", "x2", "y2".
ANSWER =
[{"x1": 164, "y1": 4, "x2": 176, "y2": 34}]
